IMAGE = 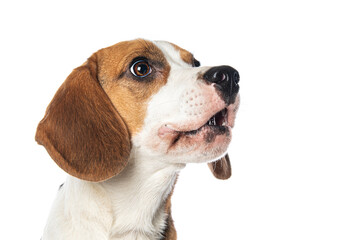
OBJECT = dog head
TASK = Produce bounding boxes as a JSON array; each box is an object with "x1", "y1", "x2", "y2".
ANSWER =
[{"x1": 36, "y1": 39, "x2": 240, "y2": 182}]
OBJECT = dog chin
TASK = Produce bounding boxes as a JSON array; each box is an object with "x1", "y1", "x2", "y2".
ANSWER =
[{"x1": 170, "y1": 145, "x2": 230, "y2": 164}]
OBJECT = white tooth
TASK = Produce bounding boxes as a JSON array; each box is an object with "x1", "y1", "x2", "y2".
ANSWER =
[{"x1": 209, "y1": 116, "x2": 216, "y2": 126}]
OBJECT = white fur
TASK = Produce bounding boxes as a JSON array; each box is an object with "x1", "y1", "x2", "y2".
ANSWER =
[
  {"x1": 43, "y1": 149, "x2": 185, "y2": 240},
  {"x1": 42, "y1": 41, "x2": 238, "y2": 239}
]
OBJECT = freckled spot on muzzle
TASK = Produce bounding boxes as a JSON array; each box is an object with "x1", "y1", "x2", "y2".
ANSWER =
[
  {"x1": 204, "y1": 126, "x2": 229, "y2": 143},
  {"x1": 205, "y1": 132, "x2": 216, "y2": 143}
]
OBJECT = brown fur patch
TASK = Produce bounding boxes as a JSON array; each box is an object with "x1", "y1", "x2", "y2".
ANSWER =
[
  {"x1": 35, "y1": 39, "x2": 171, "y2": 181},
  {"x1": 161, "y1": 214, "x2": 177, "y2": 240},
  {"x1": 161, "y1": 175, "x2": 178, "y2": 240},
  {"x1": 98, "y1": 39, "x2": 170, "y2": 134},
  {"x1": 35, "y1": 55, "x2": 131, "y2": 182},
  {"x1": 170, "y1": 43, "x2": 194, "y2": 66}
]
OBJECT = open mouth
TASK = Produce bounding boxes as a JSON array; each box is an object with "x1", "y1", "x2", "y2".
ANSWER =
[
  {"x1": 158, "y1": 107, "x2": 232, "y2": 148},
  {"x1": 168, "y1": 108, "x2": 229, "y2": 146},
  {"x1": 185, "y1": 108, "x2": 228, "y2": 135}
]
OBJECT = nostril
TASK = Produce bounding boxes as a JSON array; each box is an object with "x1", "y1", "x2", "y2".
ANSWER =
[
  {"x1": 213, "y1": 71, "x2": 228, "y2": 83},
  {"x1": 233, "y1": 71, "x2": 240, "y2": 84},
  {"x1": 204, "y1": 66, "x2": 238, "y2": 84}
]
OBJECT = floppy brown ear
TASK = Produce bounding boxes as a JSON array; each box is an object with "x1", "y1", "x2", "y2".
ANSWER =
[
  {"x1": 35, "y1": 54, "x2": 131, "y2": 182},
  {"x1": 208, "y1": 154, "x2": 232, "y2": 180}
]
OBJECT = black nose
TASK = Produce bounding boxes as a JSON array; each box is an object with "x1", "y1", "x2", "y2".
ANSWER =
[{"x1": 203, "y1": 66, "x2": 240, "y2": 105}]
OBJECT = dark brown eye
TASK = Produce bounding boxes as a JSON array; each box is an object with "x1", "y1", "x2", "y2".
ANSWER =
[{"x1": 130, "y1": 59, "x2": 152, "y2": 77}]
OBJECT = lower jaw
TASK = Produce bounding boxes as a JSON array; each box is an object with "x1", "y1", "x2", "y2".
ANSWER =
[
  {"x1": 170, "y1": 125, "x2": 231, "y2": 150},
  {"x1": 184, "y1": 124, "x2": 228, "y2": 136},
  {"x1": 167, "y1": 134, "x2": 232, "y2": 163}
]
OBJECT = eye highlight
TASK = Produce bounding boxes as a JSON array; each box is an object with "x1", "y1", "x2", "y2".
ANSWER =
[{"x1": 130, "y1": 59, "x2": 152, "y2": 77}]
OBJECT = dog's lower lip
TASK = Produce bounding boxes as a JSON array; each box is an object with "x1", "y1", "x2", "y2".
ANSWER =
[
  {"x1": 159, "y1": 108, "x2": 230, "y2": 137},
  {"x1": 183, "y1": 124, "x2": 228, "y2": 136},
  {"x1": 169, "y1": 124, "x2": 230, "y2": 147}
]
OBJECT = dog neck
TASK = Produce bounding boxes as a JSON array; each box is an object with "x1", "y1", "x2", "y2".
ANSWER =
[
  {"x1": 102, "y1": 155, "x2": 184, "y2": 239},
  {"x1": 63, "y1": 151, "x2": 185, "y2": 239},
  {"x1": 47, "y1": 151, "x2": 185, "y2": 240}
]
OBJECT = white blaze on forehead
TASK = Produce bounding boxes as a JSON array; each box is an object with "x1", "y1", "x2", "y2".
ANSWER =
[{"x1": 153, "y1": 41, "x2": 192, "y2": 68}]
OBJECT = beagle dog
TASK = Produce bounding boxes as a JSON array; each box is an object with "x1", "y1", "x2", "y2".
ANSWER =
[{"x1": 36, "y1": 39, "x2": 240, "y2": 240}]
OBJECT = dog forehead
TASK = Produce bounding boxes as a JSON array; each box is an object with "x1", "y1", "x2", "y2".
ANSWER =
[
  {"x1": 97, "y1": 39, "x2": 167, "y2": 78},
  {"x1": 153, "y1": 41, "x2": 194, "y2": 67}
]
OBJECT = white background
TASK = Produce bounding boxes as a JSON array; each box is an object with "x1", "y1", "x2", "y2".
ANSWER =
[{"x1": 1, "y1": 0, "x2": 359, "y2": 239}]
